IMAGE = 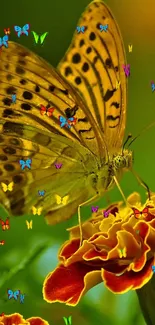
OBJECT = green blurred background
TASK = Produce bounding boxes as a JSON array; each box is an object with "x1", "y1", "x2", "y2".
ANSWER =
[{"x1": 0, "y1": 0, "x2": 155, "y2": 324}]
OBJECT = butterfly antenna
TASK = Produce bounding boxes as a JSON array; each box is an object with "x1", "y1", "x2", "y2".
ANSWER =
[
  {"x1": 127, "y1": 121, "x2": 155, "y2": 148},
  {"x1": 122, "y1": 133, "x2": 132, "y2": 152}
]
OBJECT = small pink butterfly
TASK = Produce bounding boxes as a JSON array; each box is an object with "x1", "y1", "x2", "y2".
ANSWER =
[
  {"x1": 103, "y1": 210, "x2": 110, "y2": 218},
  {"x1": 55, "y1": 163, "x2": 62, "y2": 169},
  {"x1": 91, "y1": 206, "x2": 99, "y2": 213}
]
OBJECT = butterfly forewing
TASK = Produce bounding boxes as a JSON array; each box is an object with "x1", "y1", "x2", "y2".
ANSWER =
[
  {"x1": 58, "y1": 1, "x2": 127, "y2": 150},
  {"x1": 0, "y1": 1, "x2": 128, "y2": 225}
]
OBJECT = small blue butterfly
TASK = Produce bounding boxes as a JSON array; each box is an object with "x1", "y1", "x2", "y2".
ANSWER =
[
  {"x1": 59, "y1": 116, "x2": 76, "y2": 129},
  {"x1": 19, "y1": 293, "x2": 25, "y2": 304},
  {"x1": 7, "y1": 289, "x2": 20, "y2": 300},
  {"x1": 151, "y1": 81, "x2": 155, "y2": 92},
  {"x1": 14, "y1": 24, "x2": 30, "y2": 37},
  {"x1": 11, "y1": 94, "x2": 16, "y2": 104},
  {"x1": 99, "y1": 24, "x2": 108, "y2": 32},
  {"x1": 38, "y1": 190, "x2": 45, "y2": 196},
  {"x1": 76, "y1": 26, "x2": 85, "y2": 33},
  {"x1": 0, "y1": 35, "x2": 9, "y2": 48},
  {"x1": 19, "y1": 158, "x2": 32, "y2": 170}
]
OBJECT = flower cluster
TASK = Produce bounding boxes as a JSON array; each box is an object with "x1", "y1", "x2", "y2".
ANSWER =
[
  {"x1": 43, "y1": 192, "x2": 155, "y2": 306},
  {"x1": 0, "y1": 313, "x2": 49, "y2": 325}
]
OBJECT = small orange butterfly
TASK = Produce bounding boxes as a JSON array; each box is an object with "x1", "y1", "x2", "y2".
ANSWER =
[
  {"x1": 132, "y1": 207, "x2": 149, "y2": 219},
  {"x1": 40, "y1": 105, "x2": 55, "y2": 117},
  {"x1": 0, "y1": 240, "x2": 5, "y2": 245},
  {"x1": 0, "y1": 218, "x2": 10, "y2": 230}
]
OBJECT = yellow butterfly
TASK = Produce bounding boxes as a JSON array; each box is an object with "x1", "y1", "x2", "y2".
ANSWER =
[
  {"x1": 26, "y1": 220, "x2": 33, "y2": 229},
  {"x1": 0, "y1": 1, "x2": 148, "y2": 231},
  {"x1": 118, "y1": 247, "x2": 127, "y2": 258},
  {"x1": 1, "y1": 182, "x2": 14, "y2": 193},
  {"x1": 55, "y1": 194, "x2": 69, "y2": 206},
  {"x1": 32, "y1": 206, "x2": 43, "y2": 216},
  {"x1": 128, "y1": 44, "x2": 133, "y2": 52},
  {"x1": 115, "y1": 80, "x2": 121, "y2": 90}
]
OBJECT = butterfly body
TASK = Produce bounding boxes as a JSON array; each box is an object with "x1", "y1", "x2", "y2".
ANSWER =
[
  {"x1": 38, "y1": 190, "x2": 45, "y2": 196},
  {"x1": 14, "y1": 24, "x2": 30, "y2": 37},
  {"x1": 0, "y1": 1, "x2": 134, "y2": 225}
]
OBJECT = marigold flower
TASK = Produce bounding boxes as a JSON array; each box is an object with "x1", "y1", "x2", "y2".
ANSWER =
[
  {"x1": 43, "y1": 192, "x2": 155, "y2": 306},
  {"x1": 0, "y1": 313, "x2": 49, "y2": 325}
]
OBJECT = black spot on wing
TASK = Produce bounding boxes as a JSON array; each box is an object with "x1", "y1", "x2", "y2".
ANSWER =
[
  {"x1": 111, "y1": 102, "x2": 120, "y2": 109},
  {"x1": 106, "y1": 115, "x2": 120, "y2": 128},
  {"x1": 103, "y1": 89, "x2": 116, "y2": 102}
]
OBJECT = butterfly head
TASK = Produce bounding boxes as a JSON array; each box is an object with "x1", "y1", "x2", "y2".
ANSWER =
[{"x1": 113, "y1": 150, "x2": 133, "y2": 171}]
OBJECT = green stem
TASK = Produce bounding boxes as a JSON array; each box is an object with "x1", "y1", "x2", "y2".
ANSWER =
[
  {"x1": 0, "y1": 241, "x2": 50, "y2": 289},
  {"x1": 136, "y1": 274, "x2": 155, "y2": 325}
]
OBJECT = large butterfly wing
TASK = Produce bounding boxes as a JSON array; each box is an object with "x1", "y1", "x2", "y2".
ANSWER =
[
  {"x1": 0, "y1": 41, "x2": 105, "y2": 156},
  {"x1": 58, "y1": 0, "x2": 127, "y2": 150}
]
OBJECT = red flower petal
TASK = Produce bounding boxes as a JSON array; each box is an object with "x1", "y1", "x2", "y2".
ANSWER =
[
  {"x1": 27, "y1": 317, "x2": 49, "y2": 325},
  {"x1": 43, "y1": 262, "x2": 101, "y2": 306},
  {"x1": 1, "y1": 313, "x2": 27, "y2": 325},
  {"x1": 102, "y1": 257, "x2": 154, "y2": 293}
]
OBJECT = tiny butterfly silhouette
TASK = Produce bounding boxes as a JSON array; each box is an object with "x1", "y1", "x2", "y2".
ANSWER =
[
  {"x1": 4, "y1": 28, "x2": 10, "y2": 35},
  {"x1": 32, "y1": 206, "x2": 43, "y2": 215},
  {"x1": 40, "y1": 105, "x2": 55, "y2": 117},
  {"x1": 103, "y1": 210, "x2": 110, "y2": 218},
  {"x1": 26, "y1": 220, "x2": 33, "y2": 229},
  {"x1": 122, "y1": 64, "x2": 130, "y2": 77},
  {"x1": 63, "y1": 316, "x2": 72, "y2": 325},
  {"x1": 99, "y1": 24, "x2": 108, "y2": 32},
  {"x1": 32, "y1": 31, "x2": 48, "y2": 44},
  {"x1": 55, "y1": 194, "x2": 69, "y2": 206},
  {"x1": 76, "y1": 26, "x2": 85, "y2": 33},
  {"x1": 59, "y1": 116, "x2": 77, "y2": 128},
  {"x1": 0, "y1": 218, "x2": 10, "y2": 231},
  {"x1": 55, "y1": 163, "x2": 62, "y2": 169},
  {"x1": 91, "y1": 206, "x2": 99, "y2": 213},
  {"x1": 151, "y1": 81, "x2": 155, "y2": 92},
  {"x1": 20, "y1": 293, "x2": 25, "y2": 303},
  {"x1": 11, "y1": 94, "x2": 16, "y2": 104},
  {"x1": 0, "y1": 35, "x2": 9, "y2": 48},
  {"x1": 128, "y1": 44, "x2": 133, "y2": 52},
  {"x1": 7, "y1": 289, "x2": 20, "y2": 300},
  {"x1": 132, "y1": 207, "x2": 149, "y2": 219},
  {"x1": 19, "y1": 158, "x2": 32, "y2": 170},
  {"x1": 38, "y1": 190, "x2": 46, "y2": 196},
  {"x1": 1, "y1": 182, "x2": 14, "y2": 192},
  {"x1": 14, "y1": 24, "x2": 30, "y2": 37}
]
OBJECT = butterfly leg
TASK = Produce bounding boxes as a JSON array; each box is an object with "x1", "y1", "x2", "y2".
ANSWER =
[
  {"x1": 78, "y1": 194, "x2": 99, "y2": 246},
  {"x1": 113, "y1": 176, "x2": 128, "y2": 205},
  {"x1": 131, "y1": 169, "x2": 151, "y2": 200}
]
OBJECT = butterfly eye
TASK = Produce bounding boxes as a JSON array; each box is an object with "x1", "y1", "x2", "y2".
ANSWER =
[{"x1": 113, "y1": 155, "x2": 126, "y2": 169}]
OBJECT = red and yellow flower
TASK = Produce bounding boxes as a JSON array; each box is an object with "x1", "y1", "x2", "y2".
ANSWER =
[
  {"x1": 43, "y1": 192, "x2": 155, "y2": 306},
  {"x1": 0, "y1": 313, "x2": 49, "y2": 325}
]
